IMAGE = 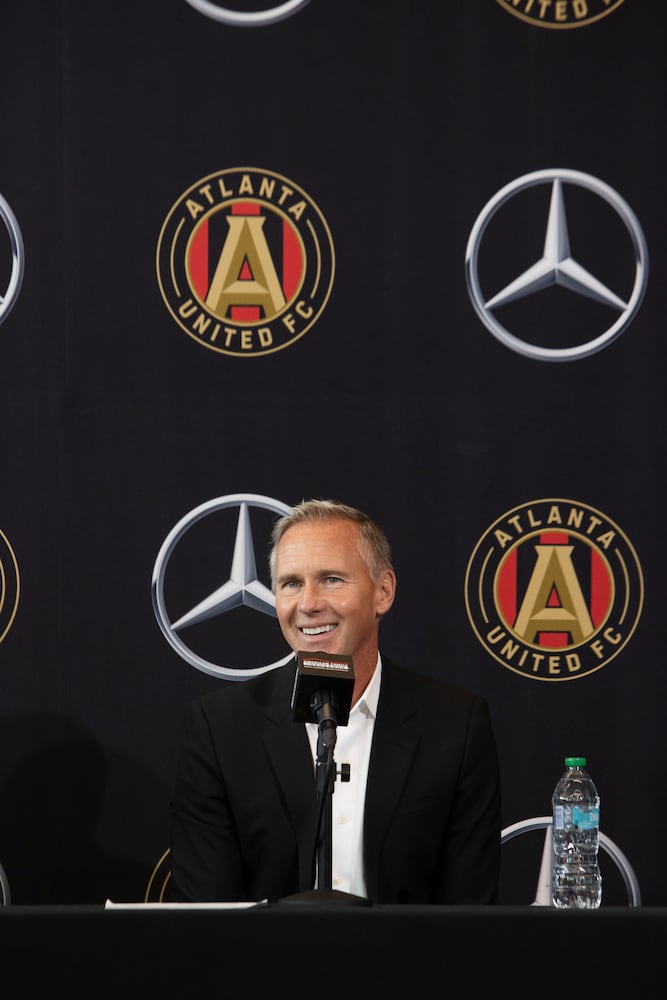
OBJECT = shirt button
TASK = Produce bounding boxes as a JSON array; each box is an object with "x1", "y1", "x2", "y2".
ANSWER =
[
  {"x1": 337, "y1": 815, "x2": 348, "y2": 825},
  {"x1": 333, "y1": 875, "x2": 342, "y2": 886}
]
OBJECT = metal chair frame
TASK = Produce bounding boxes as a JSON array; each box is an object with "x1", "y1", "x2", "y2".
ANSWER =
[
  {"x1": 0, "y1": 861, "x2": 10, "y2": 906},
  {"x1": 501, "y1": 815, "x2": 641, "y2": 906}
]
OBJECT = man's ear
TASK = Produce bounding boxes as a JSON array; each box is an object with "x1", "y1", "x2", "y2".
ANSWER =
[{"x1": 376, "y1": 569, "x2": 397, "y2": 616}]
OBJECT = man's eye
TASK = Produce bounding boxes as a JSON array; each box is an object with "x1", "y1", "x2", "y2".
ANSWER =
[{"x1": 324, "y1": 576, "x2": 343, "y2": 584}]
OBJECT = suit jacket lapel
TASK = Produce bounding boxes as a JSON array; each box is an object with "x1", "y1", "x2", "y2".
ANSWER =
[
  {"x1": 261, "y1": 662, "x2": 319, "y2": 892},
  {"x1": 363, "y1": 660, "x2": 421, "y2": 899}
]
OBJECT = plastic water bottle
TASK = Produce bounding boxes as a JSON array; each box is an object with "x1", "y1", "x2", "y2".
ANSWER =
[{"x1": 551, "y1": 756, "x2": 602, "y2": 908}]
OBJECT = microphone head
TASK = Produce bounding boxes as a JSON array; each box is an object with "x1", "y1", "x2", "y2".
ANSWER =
[{"x1": 291, "y1": 651, "x2": 355, "y2": 725}]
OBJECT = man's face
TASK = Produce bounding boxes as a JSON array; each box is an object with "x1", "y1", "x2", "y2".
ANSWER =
[{"x1": 273, "y1": 518, "x2": 395, "y2": 669}]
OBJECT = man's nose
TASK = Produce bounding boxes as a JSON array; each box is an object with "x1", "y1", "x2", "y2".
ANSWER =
[{"x1": 298, "y1": 581, "x2": 322, "y2": 611}]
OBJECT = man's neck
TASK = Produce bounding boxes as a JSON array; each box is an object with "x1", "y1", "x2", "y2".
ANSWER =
[{"x1": 351, "y1": 649, "x2": 381, "y2": 706}]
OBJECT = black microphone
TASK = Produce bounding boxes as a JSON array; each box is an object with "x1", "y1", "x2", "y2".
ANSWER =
[{"x1": 291, "y1": 651, "x2": 355, "y2": 735}]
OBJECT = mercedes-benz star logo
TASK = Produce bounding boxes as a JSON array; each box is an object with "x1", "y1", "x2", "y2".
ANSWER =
[
  {"x1": 184, "y1": 0, "x2": 311, "y2": 27},
  {"x1": 0, "y1": 193, "x2": 24, "y2": 327},
  {"x1": 465, "y1": 168, "x2": 649, "y2": 362},
  {"x1": 152, "y1": 492, "x2": 293, "y2": 680}
]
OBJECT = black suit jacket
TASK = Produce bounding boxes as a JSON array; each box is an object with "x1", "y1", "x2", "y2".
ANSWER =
[{"x1": 167, "y1": 656, "x2": 501, "y2": 904}]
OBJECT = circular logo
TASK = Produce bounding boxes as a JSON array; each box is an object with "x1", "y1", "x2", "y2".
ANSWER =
[
  {"x1": 145, "y1": 848, "x2": 171, "y2": 903},
  {"x1": 156, "y1": 167, "x2": 335, "y2": 358},
  {"x1": 152, "y1": 492, "x2": 294, "y2": 679},
  {"x1": 465, "y1": 168, "x2": 648, "y2": 362},
  {"x1": 184, "y1": 0, "x2": 312, "y2": 27},
  {"x1": 0, "y1": 193, "x2": 25, "y2": 327},
  {"x1": 0, "y1": 528, "x2": 20, "y2": 646},
  {"x1": 495, "y1": 0, "x2": 625, "y2": 29},
  {"x1": 464, "y1": 499, "x2": 643, "y2": 681}
]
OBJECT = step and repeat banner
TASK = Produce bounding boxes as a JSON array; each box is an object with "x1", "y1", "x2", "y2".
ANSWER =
[{"x1": 0, "y1": 1, "x2": 663, "y2": 905}]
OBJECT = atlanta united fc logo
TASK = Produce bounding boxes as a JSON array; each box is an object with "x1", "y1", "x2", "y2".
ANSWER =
[
  {"x1": 495, "y1": 0, "x2": 624, "y2": 29},
  {"x1": 0, "y1": 527, "x2": 20, "y2": 648},
  {"x1": 156, "y1": 167, "x2": 335, "y2": 357},
  {"x1": 464, "y1": 499, "x2": 643, "y2": 681}
]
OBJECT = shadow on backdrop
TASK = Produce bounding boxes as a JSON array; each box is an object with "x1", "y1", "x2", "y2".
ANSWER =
[{"x1": 0, "y1": 714, "x2": 160, "y2": 904}]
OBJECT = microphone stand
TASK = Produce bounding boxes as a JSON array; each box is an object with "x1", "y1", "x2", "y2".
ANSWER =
[
  {"x1": 279, "y1": 691, "x2": 370, "y2": 906},
  {"x1": 314, "y1": 719, "x2": 337, "y2": 891}
]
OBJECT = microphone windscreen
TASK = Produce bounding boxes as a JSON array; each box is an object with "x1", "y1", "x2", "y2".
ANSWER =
[{"x1": 291, "y1": 651, "x2": 355, "y2": 725}]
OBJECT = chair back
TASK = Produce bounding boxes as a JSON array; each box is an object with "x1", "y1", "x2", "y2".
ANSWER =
[
  {"x1": 0, "y1": 861, "x2": 10, "y2": 906},
  {"x1": 501, "y1": 815, "x2": 641, "y2": 906}
]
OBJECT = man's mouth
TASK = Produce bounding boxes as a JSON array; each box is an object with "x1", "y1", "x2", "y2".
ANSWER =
[{"x1": 300, "y1": 624, "x2": 337, "y2": 636}]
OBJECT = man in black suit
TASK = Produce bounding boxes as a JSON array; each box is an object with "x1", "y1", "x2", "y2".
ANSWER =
[{"x1": 166, "y1": 499, "x2": 501, "y2": 904}]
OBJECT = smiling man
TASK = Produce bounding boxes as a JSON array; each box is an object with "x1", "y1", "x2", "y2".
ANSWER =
[
  {"x1": 270, "y1": 501, "x2": 396, "y2": 709},
  {"x1": 166, "y1": 499, "x2": 501, "y2": 905}
]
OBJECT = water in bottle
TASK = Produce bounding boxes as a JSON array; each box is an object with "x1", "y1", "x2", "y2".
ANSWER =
[{"x1": 551, "y1": 755, "x2": 602, "y2": 908}]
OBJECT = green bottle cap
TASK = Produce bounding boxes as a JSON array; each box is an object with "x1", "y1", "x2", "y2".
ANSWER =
[{"x1": 564, "y1": 756, "x2": 587, "y2": 767}]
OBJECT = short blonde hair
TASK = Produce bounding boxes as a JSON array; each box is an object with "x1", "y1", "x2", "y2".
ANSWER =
[{"x1": 269, "y1": 499, "x2": 393, "y2": 590}]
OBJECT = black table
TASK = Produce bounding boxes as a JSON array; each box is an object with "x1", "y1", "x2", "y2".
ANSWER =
[{"x1": 2, "y1": 902, "x2": 665, "y2": 997}]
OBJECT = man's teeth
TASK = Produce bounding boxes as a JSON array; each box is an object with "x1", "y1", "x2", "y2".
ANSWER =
[{"x1": 301, "y1": 625, "x2": 336, "y2": 635}]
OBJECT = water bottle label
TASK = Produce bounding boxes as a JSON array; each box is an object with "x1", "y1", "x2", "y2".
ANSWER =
[
  {"x1": 572, "y1": 805, "x2": 600, "y2": 830},
  {"x1": 553, "y1": 804, "x2": 599, "y2": 830}
]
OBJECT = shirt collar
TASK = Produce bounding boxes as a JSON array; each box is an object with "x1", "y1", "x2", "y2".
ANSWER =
[{"x1": 352, "y1": 653, "x2": 382, "y2": 720}]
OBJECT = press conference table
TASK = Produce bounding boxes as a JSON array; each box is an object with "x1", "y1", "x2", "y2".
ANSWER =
[{"x1": 2, "y1": 902, "x2": 665, "y2": 996}]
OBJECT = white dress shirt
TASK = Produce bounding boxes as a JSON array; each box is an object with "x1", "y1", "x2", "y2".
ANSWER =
[{"x1": 306, "y1": 654, "x2": 381, "y2": 899}]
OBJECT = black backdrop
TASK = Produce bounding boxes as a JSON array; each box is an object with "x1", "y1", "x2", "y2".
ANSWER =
[{"x1": 0, "y1": 0, "x2": 664, "y2": 906}]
